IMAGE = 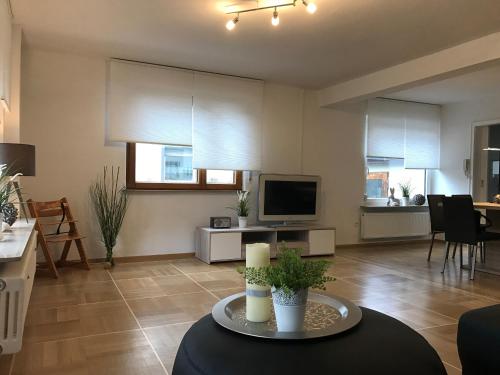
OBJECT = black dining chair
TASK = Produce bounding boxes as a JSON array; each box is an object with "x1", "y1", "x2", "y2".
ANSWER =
[
  {"x1": 442, "y1": 196, "x2": 500, "y2": 280},
  {"x1": 427, "y1": 195, "x2": 446, "y2": 261}
]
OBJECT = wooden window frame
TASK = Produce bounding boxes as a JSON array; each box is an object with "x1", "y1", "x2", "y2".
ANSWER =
[{"x1": 126, "y1": 143, "x2": 243, "y2": 191}]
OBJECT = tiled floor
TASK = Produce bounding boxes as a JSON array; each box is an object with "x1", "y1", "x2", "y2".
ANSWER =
[{"x1": 1, "y1": 241, "x2": 499, "y2": 374}]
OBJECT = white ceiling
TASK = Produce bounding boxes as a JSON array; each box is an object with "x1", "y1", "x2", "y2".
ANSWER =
[
  {"x1": 385, "y1": 64, "x2": 500, "y2": 105},
  {"x1": 10, "y1": 0, "x2": 500, "y2": 88}
]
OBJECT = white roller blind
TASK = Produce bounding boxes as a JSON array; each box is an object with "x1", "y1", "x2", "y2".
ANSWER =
[
  {"x1": 366, "y1": 98, "x2": 406, "y2": 159},
  {"x1": 404, "y1": 103, "x2": 440, "y2": 169},
  {"x1": 193, "y1": 72, "x2": 263, "y2": 171},
  {"x1": 107, "y1": 60, "x2": 193, "y2": 145}
]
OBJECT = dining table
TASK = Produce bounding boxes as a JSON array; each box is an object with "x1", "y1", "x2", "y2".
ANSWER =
[{"x1": 471, "y1": 202, "x2": 500, "y2": 275}]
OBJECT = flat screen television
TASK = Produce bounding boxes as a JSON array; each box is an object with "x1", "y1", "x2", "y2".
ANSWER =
[{"x1": 258, "y1": 174, "x2": 321, "y2": 223}]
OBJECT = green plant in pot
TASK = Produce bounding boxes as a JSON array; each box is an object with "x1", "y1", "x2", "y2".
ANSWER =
[
  {"x1": 398, "y1": 181, "x2": 412, "y2": 206},
  {"x1": 89, "y1": 167, "x2": 128, "y2": 267},
  {"x1": 0, "y1": 165, "x2": 22, "y2": 231},
  {"x1": 241, "y1": 245, "x2": 335, "y2": 332},
  {"x1": 227, "y1": 190, "x2": 250, "y2": 228}
]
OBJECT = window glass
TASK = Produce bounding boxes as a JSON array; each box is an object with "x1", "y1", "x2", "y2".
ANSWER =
[
  {"x1": 135, "y1": 143, "x2": 197, "y2": 183},
  {"x1": 206, "y1": 170, "x2": 235, "y2": 184},
  {"x1": 366, "y1": 157, "x2": 425, "y2": 199}
]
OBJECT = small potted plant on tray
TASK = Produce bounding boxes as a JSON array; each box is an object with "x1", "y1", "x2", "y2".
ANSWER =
[
  {"x1": 228, "y1": 190, "x2": 250, "y2": 228},
  {"x1": 241, "y1": 245, "x2": 335, "y2": 332}
]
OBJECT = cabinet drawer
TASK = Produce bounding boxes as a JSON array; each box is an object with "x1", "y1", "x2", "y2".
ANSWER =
[
  {"x1": 309, "y1": 230, "x2": 335, "y2": 255},
  {"x1": 210, "y1": 232, "x2": 242, "y2": 261}
]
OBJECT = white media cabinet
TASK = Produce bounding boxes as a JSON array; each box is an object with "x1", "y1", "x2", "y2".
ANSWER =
[{"x1": 196, "y1": 225, "x2": 335, "y2": 264}]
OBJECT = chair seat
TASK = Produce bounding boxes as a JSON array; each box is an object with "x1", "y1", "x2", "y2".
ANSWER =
[{"x1": 45, "y1": 233, "x2": 86, "y2": 243}]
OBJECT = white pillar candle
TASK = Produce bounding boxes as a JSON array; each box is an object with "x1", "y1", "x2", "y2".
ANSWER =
[{"x1": 246, "y1": 243, "x2": 272, "y2": 322}]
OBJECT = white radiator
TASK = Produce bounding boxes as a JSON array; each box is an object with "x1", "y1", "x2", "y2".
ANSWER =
[
  {"x1": 0, "y1": 230, "x2": 37, "y2": 355},
  {"x1": 361, "y1": 212, "x2": 430, "y2": 239}
]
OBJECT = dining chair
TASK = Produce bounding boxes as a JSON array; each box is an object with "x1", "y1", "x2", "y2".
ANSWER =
[
  {"x1": 442, "y1": 196, "x2": 500, "y2": 280},
  {"x1": 427, "y1": 195, "x2": 446, "y2": 261}
]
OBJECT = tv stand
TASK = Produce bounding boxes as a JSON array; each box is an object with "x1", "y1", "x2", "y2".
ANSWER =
[{"x1": 196, "y1": 225, "x2": 335, "y2": 264}]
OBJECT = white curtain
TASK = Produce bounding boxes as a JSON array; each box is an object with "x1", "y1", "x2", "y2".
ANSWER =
[
  {"x1": 404, "y1": 103, "x2": 440, "y2": 169},
  {"x1": 366, "y1": 98, "x2": 406, "y2": 159},
  {"x1": 192, "y1": 72, "x2": 264, "y2": 171},
  {"x1": 107, "y1": 60, "x2": 193, "y2": 146}
]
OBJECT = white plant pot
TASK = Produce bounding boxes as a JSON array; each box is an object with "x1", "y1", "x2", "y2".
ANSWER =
[
  {"x1": 2, "y1": 222, "x2": 10, "y2": 232},
  {"x1": 238, "y1": 216, "x2": 248, "y2": 228},
  {"x1": 272, "y1": 287, "x2": 308, "y2": 332},
  {"x1": 401, "y1": 197, "x2": 410, "y2": 206}
]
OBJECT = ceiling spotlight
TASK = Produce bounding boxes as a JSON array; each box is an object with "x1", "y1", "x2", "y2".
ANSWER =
[
  {"x1": 272, "y1": 8, "x2": 280, "y2": 26},
  {"x1": 302, "y1": 0, "x2": 317, "y2": 14},
  {"x1": 226, "y1": 15, "x2": 239, "y2": 31}
]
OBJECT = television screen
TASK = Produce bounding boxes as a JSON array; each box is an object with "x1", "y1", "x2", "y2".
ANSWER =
[{"x1": 263, "y1": 180, "x2": 317, "y2": 215}]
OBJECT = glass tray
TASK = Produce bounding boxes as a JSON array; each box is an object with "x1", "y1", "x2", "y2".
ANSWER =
[{"x1": 212, "y1": 292, "x2": 362, "y2": 340}]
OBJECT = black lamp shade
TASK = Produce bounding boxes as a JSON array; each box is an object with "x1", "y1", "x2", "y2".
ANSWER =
[{"x1": 0, "y1": 143, "x2": 36, "y2": 176}]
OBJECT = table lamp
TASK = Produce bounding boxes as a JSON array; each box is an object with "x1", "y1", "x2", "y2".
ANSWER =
[{"x1": 0, "y1": 143, "x2": 36, "y2": 222}]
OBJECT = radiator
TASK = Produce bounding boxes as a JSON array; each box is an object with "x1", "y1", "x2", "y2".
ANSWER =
[
  {"x1": 361, "y1": 212, "x2": 430, "y2": 239},
  {"x1": 0, "y1": 230, "x2": 37, "y2": 355}
]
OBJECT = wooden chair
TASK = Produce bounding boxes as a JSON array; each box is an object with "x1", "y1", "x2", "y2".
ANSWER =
[{"x1": 28, "y1": 197, "x2": 90, "y2": 278}]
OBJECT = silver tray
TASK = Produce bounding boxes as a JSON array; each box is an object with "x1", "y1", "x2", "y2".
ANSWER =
[{"x1": 212, "y1": 292, "x2": 362, "y2": 340}]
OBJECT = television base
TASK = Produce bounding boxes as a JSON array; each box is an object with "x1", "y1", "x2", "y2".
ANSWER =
[{"x1": 267, "y1": 222, "x2": 311, "y2": 228}]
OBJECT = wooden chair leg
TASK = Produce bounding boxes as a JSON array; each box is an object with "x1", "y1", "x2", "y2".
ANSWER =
[
  {"x1": 442, "y1": 242, "x2": 451, "y2": 273},
  {"x1": 452, "y1": 242, "x2": 458, "y2": 259},
  {"x1": 59, "y1": 240, "x2": 72, "y2": 263},
  {"x1": 427, "y1": 232, "x2": 436, "y2": 261},
  {"x1": 75, "y1": 239, "x2": 90, "y2": 270},
  {"x1": 39, "y1": 239, "x2": 59, "y2": 278}
]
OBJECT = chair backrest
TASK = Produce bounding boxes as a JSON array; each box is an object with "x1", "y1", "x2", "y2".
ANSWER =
[
  {"x1": 443, "y1": 196, "x2": 478, "y2": 244},
  {"x1": 427, "y1": 195, "x2": 446, "y2": 232},
  {"x1": 27, "y1": 197, "x2": 78, "y2": 234}
]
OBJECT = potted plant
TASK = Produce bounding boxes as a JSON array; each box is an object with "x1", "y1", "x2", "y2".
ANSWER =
[
  {"x1": 398, "y1": 181, "x2": 412, "y2": 206},
  {"x1": 89, "y1": 167, "x2": 128, "y2": 267},
  {"x1": 228, "y1": 190, "x2": 250, "y2": 228},
  {"x1": 0, "y1": 165, "x2": 22, "y2": 232},
  {"x1": 241, "y1": 245, "x2": 335, "y2": 332}
]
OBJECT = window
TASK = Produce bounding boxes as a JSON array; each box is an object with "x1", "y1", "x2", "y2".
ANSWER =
[
  {"x1": 366, "y1": 157, "x2": 426, "y2": 199},
  {"x1": 126, "y1": 143, "x2": 242, "y2": 190}
]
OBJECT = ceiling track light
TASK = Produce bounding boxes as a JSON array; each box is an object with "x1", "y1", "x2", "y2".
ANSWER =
[{"x1": 224, "y1": 0, "x2": 317, "y2": 30}]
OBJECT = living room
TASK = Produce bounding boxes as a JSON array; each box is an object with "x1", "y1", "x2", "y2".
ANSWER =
[{"x1": 1, "y1": 1, "x2": 500, "y2": 374}]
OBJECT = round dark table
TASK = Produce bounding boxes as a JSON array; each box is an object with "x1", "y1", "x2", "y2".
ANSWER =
[{"x1": 172, "y1": 307, "x2": 446, "y2": 375}]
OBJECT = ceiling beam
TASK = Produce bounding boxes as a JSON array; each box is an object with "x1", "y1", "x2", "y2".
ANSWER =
[{"x1": 318, "y1": 32, "x2": 500, "y2": 108}]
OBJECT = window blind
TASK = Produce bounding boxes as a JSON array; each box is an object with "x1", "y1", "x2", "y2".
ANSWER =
[
  {"x1": 404, "y1": 103, "x2": 440, "y2": 169},
  {"x1": 107, "y1": 60, "x2": 193, "y2": 146},
  {"x1": 366, "y1": 98, "x2": 440, "y2": 169},
  {"x1": 192, "y1": 72, "x2": 264, "y2": 171},
  {"x1": 366, "y1": 98, "x2": 406, "y2": 159}
]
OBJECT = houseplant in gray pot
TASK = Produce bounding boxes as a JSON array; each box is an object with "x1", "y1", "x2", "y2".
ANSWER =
[
  {"x1": 241, "y1": 245, "x2": 335, "y2": 332},
  {"x1": 228, "y1": 190, "x2": 250, "y2": 228}
]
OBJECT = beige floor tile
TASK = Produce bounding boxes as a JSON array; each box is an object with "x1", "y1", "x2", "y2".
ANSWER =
[
  {"x1": 212, "y1": 287, "x2": 245, "y2": 299},
  {"x1": 169, "y1": 258, "x2": 233, "y2": 274},
  {"x1": 317, "y1": 279, "x2": 383, "y2": 300},
  {"x1": 386, "y1": 307, "x2": 457, "y2": 330},
  {"x1": 190, "y1": 270, "x2": 245, "y2": 291},
  {"x1": 128, "y1": 291, "x2": 218, "y2": 327},
  {"x1": 30, "y1": 281, "x2": 122, "y2": 308},
  {"x1": 144, "y1": 322, "x2": 193, "y2": 373},
  {"x1": 353, "y1": 295, "x2": 416, "y2": 314},
  {"x1": 109, "y1": 261, "x2": 181, "y2": 280},
  {"x1": 34, "y1": 265, "x2": 111, "y2": 287},
  {"x1": 11, "y1": 330, "x2": 165, "y2": 375},
  {"x1": 443, "y1": 362, "x2": 462, "y2": 375},
  {"x1": 115, "y1": 275, "x2": 204, "y2": 300},
  {"x1": 23, "y1": 300, "x2": 139, "y2": 343},
  {"x1": 419, "y1": 324, "x2": 461, "y2": 369}
]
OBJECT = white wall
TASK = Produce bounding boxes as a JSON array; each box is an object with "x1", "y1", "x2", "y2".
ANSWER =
[
  {"x1": 432, "y1": 93, "x2": 500, "y2": 196},
  {"x1": 302, "y1": 91, "x2": 366, "y2": 244},
  {"x1": 20, "y1": 48, "x2": 306, "y2": 259}
]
